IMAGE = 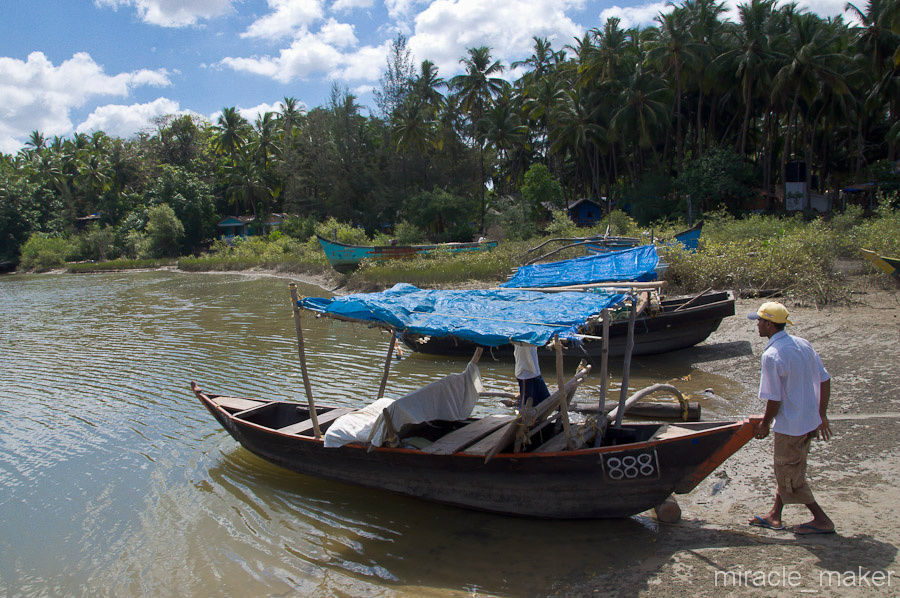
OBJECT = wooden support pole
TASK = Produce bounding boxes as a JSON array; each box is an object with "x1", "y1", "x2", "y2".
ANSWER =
[
  {"x1": 554, "y1": 336, "x2": 574, "y2": 450},
  {"x1": 289, "y1": 283, "x2": 321, "y2": 439},
  {"x1": 377, "y1": 332, "x2": 397, "y2": 399},
  {"x1": 614, "y1": 297, "x2": 638, "y2": 429}
]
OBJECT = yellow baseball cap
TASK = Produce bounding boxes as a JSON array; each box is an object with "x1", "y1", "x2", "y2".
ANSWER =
[{"x1": 747, "y1": 301, "x2": 793, "y2": 325}]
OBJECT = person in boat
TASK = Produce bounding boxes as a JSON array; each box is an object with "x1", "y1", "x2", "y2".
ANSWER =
[
  {"x1": 512, "y1": 342, "x2": 550, "y2": 411},
  {"x1": 747, "y1": 301, "x2": 835, "y2": 535}
]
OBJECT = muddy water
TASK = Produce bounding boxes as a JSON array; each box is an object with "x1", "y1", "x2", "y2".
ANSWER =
[{"x1": 0, "y1": 271, "x2": 751, "y2": 596}]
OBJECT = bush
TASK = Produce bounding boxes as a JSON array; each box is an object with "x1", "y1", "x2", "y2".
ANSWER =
[
  {"x1": 19, "y1": 233, "x2": 72, "y2": 272},
  {"x1": 281, "y1": 215, "x2": 318, "y2": 242},
  {"x1": 314, "y1": 217, "x2": 369, "y2": 245},
  {"x1": 73, "y1": 224, "x2": 118, "y2": 261},
  {"x1": 392, "y1": 220, "x2": 427, "y2": 244},
  {"x1": 676, "y1": 148, "x2": 759, "y2": 213},
  {"x1": 145, "y1": 204, "x2": 185, "y2": 258}
]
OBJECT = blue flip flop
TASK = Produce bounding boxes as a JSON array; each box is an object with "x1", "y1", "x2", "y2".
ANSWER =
[
  {"x1": 749, "y1": 515, "x2": 785, "y2": 530},
  {"x1": 793, "y1": 523, "x2": 836, "y2": 535}
]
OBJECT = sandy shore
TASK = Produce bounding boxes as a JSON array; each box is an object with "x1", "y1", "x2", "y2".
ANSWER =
[{"x1": 567, "y1": 286, "x2": 900, "y2": 597}]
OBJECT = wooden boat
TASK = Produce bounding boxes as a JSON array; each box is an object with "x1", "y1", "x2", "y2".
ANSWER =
[
  {"x1": 193, "y1": 382, "x2": 757, "y2": 518},
  {"x1": 524, "y1": 222, "x2": 701, "y2": 265},
  {"x1": 400, "y1": 290, "x2": 735, "y2": 358},
  {"x1": 862, "y1": 248, "x2": 900, "y2": 281},
  {"x1": 317, "y1": 235, "x2": 498, "y2": 272}
]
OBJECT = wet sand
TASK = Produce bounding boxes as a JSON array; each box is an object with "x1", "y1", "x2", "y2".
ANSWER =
[{"x1": 574, "y1": 287, "x2": 900, "y2": 597}]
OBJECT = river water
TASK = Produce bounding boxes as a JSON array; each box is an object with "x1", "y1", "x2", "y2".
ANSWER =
[{"x1": 0, "y1": 271, "x2": 747, "y2": 596}]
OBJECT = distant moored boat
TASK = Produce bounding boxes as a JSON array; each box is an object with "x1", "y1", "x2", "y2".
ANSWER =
[{"x1": 317, "y1": 235, "x2": 498, "y2": 272}]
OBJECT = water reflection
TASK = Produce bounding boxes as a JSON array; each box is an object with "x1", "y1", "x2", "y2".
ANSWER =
[{"x1": 0, "y1": 271, "x2": 753, "y2": 596}]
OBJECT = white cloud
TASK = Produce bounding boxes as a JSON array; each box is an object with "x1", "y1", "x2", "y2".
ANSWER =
[
  {"x1": 95, "y1": 0, "x2": 234, "y2": 27},
  {"x1": 409, "y1": 0, "x2": 583, "y2": 78},
  {"x1": 221, "y1": 23, "x2": 358, "y2": 82},
  {"x1": 330, "y1": 40, "x2": 391, "y2": 80},
  {"x1": 598, "y1": 2, "x2": 667, "y2": 28},
  {"x1": 76, "y1": 97, "x2": 185, "y2": 137},
  {"x1": 332, "y1": 0, "x2": 375, "y2": 12},
  {"x1": 0, "y1": 51, "x2": 170, "y2": 153},
  {"x1": 242, "y1": 0, "x2": 325, "y2": 39}
]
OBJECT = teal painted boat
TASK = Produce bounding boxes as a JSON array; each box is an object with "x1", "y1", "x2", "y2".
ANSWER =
[{"x1": 317, "y1": 235, "x2": 499, "y2": 272}]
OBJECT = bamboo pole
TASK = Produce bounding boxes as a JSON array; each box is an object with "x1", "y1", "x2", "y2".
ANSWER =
[
  {"x1": 377, "y1": 333, "x2": 397, "y2": 399},
  {"x1": 594, "y1": 309, "x2": 611, "y2": 447},
  {"x1": 598, "y1": 309, "x2": 611, "y2": 416},
  {"x1": 614, "y1": 297, "x2": 638, "y2": 429},
  {"x1": 496, "y1": 281, "x2": 664, "y2": 293},
  {"x1": 289, "y1": 283, "x2": 321, "y2": 439},
  {"x1": 554, "y1": 336, "x2": 574, "y2": 450}
]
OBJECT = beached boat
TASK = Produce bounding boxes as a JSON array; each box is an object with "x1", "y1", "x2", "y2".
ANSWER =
[
  {"x1": 193, "y1": 383, "x2": 757, "y2": 518},
  {"x1": 400, "y1": 290, "x2": 736, "y2": 358},
  {"x1": 194, "y1": 282, "x2": 756, "y2": 518},
  {"x1": 317, "y1": 235, "x2": 498, "y2": 272},
  {"x1": 523, "y1": 222, "x2": 702, "y2": 265}
]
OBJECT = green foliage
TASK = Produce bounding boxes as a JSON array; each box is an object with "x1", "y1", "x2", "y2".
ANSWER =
[
  {"x1": 491, "y1": 195, "x2": 539, "y2": 240},
  {"x1": 625, "y1": 173, "x2": 676, "y2": 224},
  {"x1": 146, "y1": 165, "x2": 216, "y2": 254},
  {"x1": 676, "y1": 148, "x2": 759, "y2": 213},
  {"x1": 314, "y1": 217, "x2": 369, "y2": 245},
  {"x1": 543, "y1": 209, "x2": 580, "y2": 237},
  {"x1": 144, "y1": 204, "x2": 185, "y2": 258},
  {"x1": 402, "y1": 188, "x2": 478, "y2": 241},
  {"x1": 280, "y1": 215, "x2": 318, "y2": 241},
  {"x1": 520, "y1": 164, "x2": 564, "y2": 213},
  {"x1": 19, "y1": 233, "x2": 73, "y2": 272},
  {"x1": 349, "y1": 240, "x2": 523, "y2": 288},
  {"x1": 73, "y1": 224, "x2": 118, "y2": 261},
  {"x1": 392, "y1": 220, "x2": 427, "y2": 244},
  {"x1": 178, "y1": 232, "x2": 328, "y2": 272}
]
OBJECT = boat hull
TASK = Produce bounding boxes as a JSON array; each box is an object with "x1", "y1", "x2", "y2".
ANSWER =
[
  {"x1": 196, "y1": 389, "x2": 755, "y2": 518},
  {"x1": 401, "y1": 291, "x2": 735, "y2": 359},
  {"x1": 317, "y1": 235, "x2": 498, "y2": 272}
]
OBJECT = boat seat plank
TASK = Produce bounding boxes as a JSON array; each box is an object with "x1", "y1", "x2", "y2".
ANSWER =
[
  {"x1": 423, "y1": 415, "x2": 515, "y2": 455},
  {"x1": 213, "y1": 396, "x2": 267, "y2": 413},
  {"x1": 462, "y1": 421, "x2": 516, "y2": 455},
  {"x1": 277, "y1": 407, "x2": 355, "y2": 436},
  {"x1": 650, "y1": 424, "x2": 696, "y2": 440}
]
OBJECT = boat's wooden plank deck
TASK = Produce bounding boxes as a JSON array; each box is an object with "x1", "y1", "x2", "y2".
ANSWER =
[
  {"x1": 423, "y1": 414, "x2": 515, "y2": 455},
  {"x1": 277, "y1": 407, "x2": 355, "y2": 436},
  {"x1": 461, "y1": 421, "x2": 516, "y2": 455},
  {"x1": 213, "y1": 396, "x2": 267, "y2": 412}
]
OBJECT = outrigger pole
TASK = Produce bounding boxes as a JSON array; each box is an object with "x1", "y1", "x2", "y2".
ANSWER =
[
  {"x1": 614, "y1": 291, "x2": 650, "y2": 429},
  {"x1": 289, "y1": 283, "x2": 322, "y2": 439}
]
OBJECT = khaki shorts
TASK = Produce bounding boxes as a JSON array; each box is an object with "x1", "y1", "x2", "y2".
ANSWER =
[{"x1": 774, "y1": 432, "x2": 816, "y2": 505}]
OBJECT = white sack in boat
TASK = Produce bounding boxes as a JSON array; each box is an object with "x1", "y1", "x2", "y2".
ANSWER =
[
  {"x1": 324, "y1": 361, "x2": 483, "y2": 448},
  {"x1": 324, "y1": 397, "x2": 395, "y2": 448}
]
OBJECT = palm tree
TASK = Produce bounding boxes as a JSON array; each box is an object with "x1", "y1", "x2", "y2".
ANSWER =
[
  {"x1": 450, "y1": 46, "x2": 508, "y2": 230},
  {"x1": 645, "y1": 8, "x2": 702, "y2": 169},
  {"x1": 720, "y1": 0, "x2": 779, "y2": 154},
  {"x1": 771, "y1": 11, "x2": 848, "y2": 188},
  {"x1": 278, "y1": 97, "x2": 304, "y2": 212}
]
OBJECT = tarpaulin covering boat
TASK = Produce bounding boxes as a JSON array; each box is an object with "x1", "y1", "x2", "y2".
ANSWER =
[
  {"x1": 502, "y1": 244, "x2": 660, "y2": 289},
  {"x1": 299, "y1": 283, "x2": 627, "y2": 347}
]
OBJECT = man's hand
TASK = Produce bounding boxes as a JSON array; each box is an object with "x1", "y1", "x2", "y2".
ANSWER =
[
  {"x1": 816, "y1": 416, "x2": 832, "y2": 441},
  {"x1": 755, "y1": 420, "x2": 771, "y2": 439}
]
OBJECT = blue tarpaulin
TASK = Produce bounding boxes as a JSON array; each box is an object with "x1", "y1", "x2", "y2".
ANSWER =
[
  {"x1": 299, "y1": 283, "x2": 627, "y2": 347},
  {"x1": 501, "y1": 244, "x2": 660, "y2": 288}
]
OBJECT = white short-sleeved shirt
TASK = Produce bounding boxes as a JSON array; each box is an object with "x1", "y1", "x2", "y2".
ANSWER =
[
  {"x1": 512, "y1": 342, "x2": 541, "y2": 380},
  {"x1": 759, "y1": 331, "x2": 830, "y2": 436}
]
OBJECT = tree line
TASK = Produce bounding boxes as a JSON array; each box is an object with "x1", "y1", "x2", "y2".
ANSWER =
[{"x1": 1, "y1": 0, "x2": 897, "y2": 266}]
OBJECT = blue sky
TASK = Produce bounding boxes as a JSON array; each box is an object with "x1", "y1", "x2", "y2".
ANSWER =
[{"x1": 0, "y1": 0, "x2": 848, "y2": 154}]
